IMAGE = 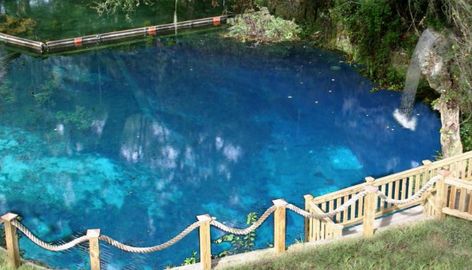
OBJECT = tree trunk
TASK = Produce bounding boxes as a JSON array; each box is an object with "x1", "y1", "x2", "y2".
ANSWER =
[{"x1": 434, "y1": 95, "x2": 463, "y2": 158}]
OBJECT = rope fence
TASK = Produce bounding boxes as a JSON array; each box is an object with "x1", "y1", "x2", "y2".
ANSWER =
[{"x1": 2, "y1": 150, "x2": 472, "y2": 270}]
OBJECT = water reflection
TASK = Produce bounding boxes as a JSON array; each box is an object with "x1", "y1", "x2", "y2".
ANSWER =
[{"x1": 0, "y1": 0, "x2": 225, "y2": 40}]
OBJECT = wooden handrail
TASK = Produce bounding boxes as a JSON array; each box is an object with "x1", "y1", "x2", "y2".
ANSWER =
[{"x1": 445, "y1": 178, "x2": 472, "y2": 190}]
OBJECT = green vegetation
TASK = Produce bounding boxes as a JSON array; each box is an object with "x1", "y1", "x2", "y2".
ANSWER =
[
  {"x1": 318, "y1": 0, "x2": 446, "y2": 90},
  {"x1": 228, "y1": 217, "x2": 472, "y2": 270},
  {"x1": 0, "y1": 15, "x2": 36, "y2": 36},
  {"x1": 56, "y1": 106, "x2": 94, "y2": 131},
  {"x1": 226, "y1": 7, "x2": 300, "y2": 43},
  {"x1": 93, "y1": 0, "x2": 153, "y2": 15},
  {"x1": 461, "y1": 119, "x2": 472, "y2": 152},
  {"x1": 182, "y1": 251, "x2": 198, "y2": 266},
  {"x1": 215, "y1": 212, "x2": 258, "y2": 257},
  {"x1": 0, "y1": 253, "x2": 41, "y2": 270},
  {"x1": 0, "y1": 81, "x2": 16, "y2": 104}
]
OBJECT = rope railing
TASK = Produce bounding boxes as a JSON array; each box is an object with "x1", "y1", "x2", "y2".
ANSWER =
[
  {"x1": 0, "y1": 169, "x2": 466, "y2": 270},
  {"x1": 210, "y1": 205, "x2": 276, "y2": 235},
  {"x1": 98, "y1": 220, "x2": 202, "y2": 253},
  {"x1": 11, "y1": 220, "x2": 92, "y2": 252},
  {"x1": 375, "y1": 174, "x2": 442, "y2": 205}
]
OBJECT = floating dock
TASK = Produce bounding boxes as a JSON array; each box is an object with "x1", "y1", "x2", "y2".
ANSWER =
[{"x1": 0, "y1": 15, "x2": 232, "y2": 54}]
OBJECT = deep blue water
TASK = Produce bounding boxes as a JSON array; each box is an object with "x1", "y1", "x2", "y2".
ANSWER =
[{"x1": 0, "y1": 33, "x2": 440, "y2": 269}]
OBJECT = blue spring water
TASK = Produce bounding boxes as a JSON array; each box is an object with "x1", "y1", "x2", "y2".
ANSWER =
[{"x1": 0, "y1": 33, "x2": 440, "y2": 269}]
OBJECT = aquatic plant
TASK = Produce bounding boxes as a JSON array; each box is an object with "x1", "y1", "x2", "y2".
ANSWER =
[
  {"x1": 214, "y1": 212, "x2": 258, "y2": 257},
  {"x1": 33, "y1": 80, "x2": 58, "y2": 107},
  {"x1": 0, "y1": 80, "x2": 16, "y2": 104},
  {"x1": 0, "y1": 15, "x2": 36, "y2": 36},
  {"x1": 56, "y1": 106, "x2": 94, "y2": 131},
  {"x1": 226, "y1": 7, "x2": 301, "y2": 43}
]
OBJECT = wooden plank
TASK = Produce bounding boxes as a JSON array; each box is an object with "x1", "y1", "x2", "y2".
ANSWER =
[
  {"x1": 320, "y1": 220, "x2": 325, "y2": 240},
  {"x1": 467, "y1": 158, "x2": 472, "y2": 179},
  {"x1": 395, "y1": 180, "x2": 402, "y2": 200},
  {"x1": 407, "y1": 175, "x2": 414, "y2": 198},
  {"x1": 401, "y1": 178, "x2": 407, "y2": 200},
  {"x1": 443, "y1": 207, "x2": 472, "y2": 221},
  {"x1": 445, "y1": 178, "x2": 472, "y2": 190},
  {"x1": 358, "y1": 194, "x2": 364, "y2": 219},
  {"x1": 303, "y1": 195, "x2": 313, "y2": 242},
  {"x1": 329, "y1": 200, "x2": 334, "y2": 217},
  {"x1": 342, "y1": 195, "x2": 349, "y2": 223},
  {"x1": 449, "y1": 185, "x2": 457, "y2": 209},
  {"x1": 458, "y1": 188, "x2": 468, "y2": 212},
  {"x1": 335, "y1": 197, "x2": 342, "y2": 222},
  {"x1": 468, "y1": 191, "x2": 472, "y2": 214},
  {"x1": 387, "y1": 181, "x2": 394, "y2": 209},
  {"x1": 380, "y1": 184, "x2": 387, "y2": 210},
  {"x1": 350, "y1": 194, "x2": 356, "y2": 221},
  {"x1": 321, "y1": 201, "x2": 327, "y2": 212},
  {"x1": 415, "y1": 173, "x2": 422, "y2": 198}
]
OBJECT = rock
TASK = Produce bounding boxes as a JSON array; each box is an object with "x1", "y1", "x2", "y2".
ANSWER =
[{"x1": 417, "y1": 29, "x2": 463, "y2": 157}]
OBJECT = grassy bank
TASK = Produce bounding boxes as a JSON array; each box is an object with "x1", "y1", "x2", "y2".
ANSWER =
[{"x1": 228, "y1": 217, "x2": 472, "y2": 270}]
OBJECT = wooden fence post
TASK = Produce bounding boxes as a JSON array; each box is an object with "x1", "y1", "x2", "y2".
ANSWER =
[
  {"x1": 304, "y1": 194, "x2": 313, "y2": 242},
  {"x1": 197, "y1": 214, "x2": 212, "y2": 270},
  {"x1": 1, "y1": 213, "x2": 20, "y2": 269},
  {"x1": 435, "y1": 170, "x2": 450, "y2": 219},
  {"x1": 273, "y1": 199, "x2": 287, "y2": 253},
  {"x1": 363, "y1": 177, "x2": 377, "y2": 237},
  {"x1": 87, "y1": 229, "x2": 101, "y2": 270},
  {"x1": 422, "y1": 160, "x2": 432, "y2": 180}
]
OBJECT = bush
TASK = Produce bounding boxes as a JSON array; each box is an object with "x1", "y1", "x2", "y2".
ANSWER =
[
  {"x1": 225, "y1": 7, "x2": 301, "y2": 43},
  {"x1": 0, "y1": 15, "x2": 36, "y2": 36}
]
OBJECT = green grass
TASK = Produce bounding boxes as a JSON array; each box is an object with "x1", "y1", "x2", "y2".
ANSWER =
[{"x1": 229, "y1": 217, "x2": 472, "y2": 270}]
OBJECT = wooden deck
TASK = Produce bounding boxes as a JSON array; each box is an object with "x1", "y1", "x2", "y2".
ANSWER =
[{"x1": 344, "y1": 205, "x2": 429, "y2": 236}]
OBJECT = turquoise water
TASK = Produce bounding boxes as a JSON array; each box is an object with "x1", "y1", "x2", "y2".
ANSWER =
[
  {"x1": 0, "y1": 0, "x2": 224, "y2": 40},
  {"x1": 0, "y1": 33, "x2": 440, "y2": 269}
]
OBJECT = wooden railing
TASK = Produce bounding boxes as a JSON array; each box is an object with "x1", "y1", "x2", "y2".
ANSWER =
[
  {"x1": 304, "y1": 195, "x2": 343, "y2": 241},
  {"x1": 305, "y1": 151, "x2": 472, "y2": 239},
  {"x1": 441, "y1": 178, "x2": 472, "y2": 220}
]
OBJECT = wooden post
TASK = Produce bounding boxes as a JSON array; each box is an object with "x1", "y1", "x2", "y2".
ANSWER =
[
  {"x1": 87, "y1": 229, "x2": 101, "y2": 270},
  {"x1": 1, "y1": 213, "x2": 21, "y2": 269},
  {"x1": 273, "y1": 199, "x2": 287, "y2": 253},
  {"x1": 304, "y1": 194, "x2": 313, "y2": 242},
  {"x1": 422, "y1": 160, "x2": 432, "y2": 180},
  {"x1": 363, "y1": 177, "x2": 377, "y2": 237},
  {"x1": 197, "y1": 214, "x2": 212, "y2": 270},
  {"x1": 435, "y1": 170, "x2": 450, "y2": 219}
]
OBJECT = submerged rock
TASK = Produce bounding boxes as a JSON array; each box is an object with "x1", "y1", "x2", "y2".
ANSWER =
[{"x1": 0, "y1": 125, "x2": 180, "y2": 214}]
